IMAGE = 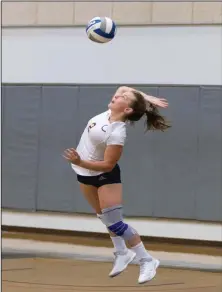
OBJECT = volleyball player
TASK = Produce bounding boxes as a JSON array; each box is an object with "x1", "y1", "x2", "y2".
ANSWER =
[{"x1": 63, "y1": 86, "x2": 170, "y2": 284}]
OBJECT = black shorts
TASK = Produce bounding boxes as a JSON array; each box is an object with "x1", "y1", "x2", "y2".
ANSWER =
[{"x1": 77, "y1": 164, "x2": 121, "y2": 188}]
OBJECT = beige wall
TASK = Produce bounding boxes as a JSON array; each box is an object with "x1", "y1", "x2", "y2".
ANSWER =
[{"x1": 2, "y1": 1, "x2": 222, "y2": 26}]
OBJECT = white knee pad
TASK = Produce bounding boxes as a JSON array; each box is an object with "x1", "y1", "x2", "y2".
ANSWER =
[{"x1": 100, "y1": 205, "x2": 137, "y2": 240}]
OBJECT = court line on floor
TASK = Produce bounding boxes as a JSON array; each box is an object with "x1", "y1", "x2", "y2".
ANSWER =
[
  {"x1": 3, "y1": 281, "x2": 218, "y2": 292},
  {"x1": 2, "y1": 279, "x2": 185, "y2": 288},
  {"x1": 2, "y1": 268, "x2": 33, "y2": 272}
]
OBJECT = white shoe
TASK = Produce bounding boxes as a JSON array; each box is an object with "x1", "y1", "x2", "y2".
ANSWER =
[
  {"x1": 109, "y1": 249, "x2": 136, "y2": 277},
  {"x1": 138, "y1": 258, "x2": 160, "y2": 284}
]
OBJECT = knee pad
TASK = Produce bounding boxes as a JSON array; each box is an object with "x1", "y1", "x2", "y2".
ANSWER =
[{"x1": 100, "y1": 205, "x2": 137, "y2": 240}]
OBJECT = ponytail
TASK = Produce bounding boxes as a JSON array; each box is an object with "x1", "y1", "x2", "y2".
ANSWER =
[
  {"x1": 127, "y1": 91, "x2": 171, "y2": 132},
  {"x1": 145, "y1": 104, "x2": 171, "y2": 132}
]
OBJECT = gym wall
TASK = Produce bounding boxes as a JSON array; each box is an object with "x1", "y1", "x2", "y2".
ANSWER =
[
  {"x1": 2, "y1": 1, "x2": 222, "y2": 26},
  {"x1": 2, "y1": 83, "x2": 222, "y2": 222},
  {"x1": 2, "y1": 26, "x2": 222, "y2": 85},
  {"x1": 2, "y1": 2, "x2": 222, "y2": 223}
]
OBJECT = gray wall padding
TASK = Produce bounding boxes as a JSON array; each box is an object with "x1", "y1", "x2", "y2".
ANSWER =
[
  {"x1": 36, "y1": 86, "x2": 80, "y2": 212},
  {"x1": 2, "y1": 86, "x2": 41, "y2": 210},
  {"x1": 2, "y1": 84, "x2": 222, "y2": 221},
  {"x1": 195, "y1": 87, "x2": 222, "y2": 221},
  {"x1": 150, "y1": 87, "x2": 199, "y2": 219}
]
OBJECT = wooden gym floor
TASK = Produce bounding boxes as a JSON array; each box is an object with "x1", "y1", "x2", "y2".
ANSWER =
[
  {"x1": 2, "y1": 230, "x2": 222, "y2": 292},
  {"x1": 2, "y1": 255, "x2": 222, "y2": 292}
]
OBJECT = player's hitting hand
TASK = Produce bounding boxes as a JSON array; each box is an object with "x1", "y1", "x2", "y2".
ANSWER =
[{"x1": 149, "y1": 97, "x2": 168, "y2": 108}]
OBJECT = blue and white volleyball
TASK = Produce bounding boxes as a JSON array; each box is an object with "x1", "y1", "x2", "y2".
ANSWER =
[{"x1": 86, "y1": 17, "x2": 117, "y2": 44}]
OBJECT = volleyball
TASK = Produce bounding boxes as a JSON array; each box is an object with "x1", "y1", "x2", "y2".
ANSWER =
[{"x1": 86, "y1": 17, "x2": 117, "y2": 44}]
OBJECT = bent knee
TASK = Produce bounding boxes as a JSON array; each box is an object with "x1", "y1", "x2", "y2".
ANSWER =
[
  {"x1": 99, "y1": 205, "x2": 137, "y2": 240},
  {"x1": 108, "y1": 221, "x2": 128, "y2": 236}
]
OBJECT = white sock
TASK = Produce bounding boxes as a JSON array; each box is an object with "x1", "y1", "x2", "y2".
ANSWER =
[
  {"x1": 110, "y1": 236, "x2": 128, "y2": 252},
  {"x1": 131, "y1": 242, "x2": 153, "y2": 261},
  {"x1": 96, "y1": 214, "x2": 127, "y2": 253}
]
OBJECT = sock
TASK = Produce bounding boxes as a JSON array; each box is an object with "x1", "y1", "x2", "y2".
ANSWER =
[
  {"x1": 97, "y1": 213, "x2": 102, "y2": 220},
  {"x1": 110, "y1": 236, "x2": 128, "y2": 253},
  {"x1": 131, "y1": 242, "x2": 153, "y2": 261}
]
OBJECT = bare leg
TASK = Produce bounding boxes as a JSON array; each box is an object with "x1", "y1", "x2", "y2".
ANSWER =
[
  {"x1": 98, "y1": 183, "x2": 154, "y2": 261},
  {"x1": 98, "y1": 183, "x2": 141, "y2": 247},
  {"x1": 79, "y1": 183, "x2": 126, "y2": 247},
  {"x1": 79, "y1": 183, "x2": 101, "y2": 214},
  {"x1": 97, "y1": 183, "x2": 159, "y2": 283}
]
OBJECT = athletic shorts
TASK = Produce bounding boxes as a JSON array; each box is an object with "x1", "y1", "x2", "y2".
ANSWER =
[{"x1": 77, "y1": 164, "x2": 121, "y2": 188}]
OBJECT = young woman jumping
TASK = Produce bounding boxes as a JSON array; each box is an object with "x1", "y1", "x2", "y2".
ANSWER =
[{"x1": 63, "y1": 86, "x2": 170, "y2": 284}]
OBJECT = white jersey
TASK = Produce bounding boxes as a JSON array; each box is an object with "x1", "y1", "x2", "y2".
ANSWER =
[{"x1": 71, "y1": 110, "x2": 127, "y2": 176}]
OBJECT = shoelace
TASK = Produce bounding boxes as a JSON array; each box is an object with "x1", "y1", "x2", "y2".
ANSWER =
[
  {"x1": 114, "y1": 250, "x2": 127, "y2": 257},
  {"x1": 140, "y1": 259, "x2": 153, "y2": 274},
  {"x1": 112, "y1": 252, "x2": 119, "y2": 267},
  {"x1": 140, "y1": 262, "x2": 148, "y2": 274},
  {"x1": 113, "y1": 250, "x2": 127, "y2": 264}
]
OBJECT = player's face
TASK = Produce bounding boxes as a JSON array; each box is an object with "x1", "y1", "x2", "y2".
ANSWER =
[{"x1": 108, "y1": 91, "x2": 135, "y2": 114}]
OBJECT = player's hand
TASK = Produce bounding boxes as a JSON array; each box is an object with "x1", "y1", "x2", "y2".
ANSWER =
[{"x1": 63, "y1": 148, "x2": 81, "y2": 165}]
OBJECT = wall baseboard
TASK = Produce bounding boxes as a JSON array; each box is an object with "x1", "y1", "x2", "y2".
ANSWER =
[{"x1": 2, "y1": 210, "x2": 222, "y2": 242}]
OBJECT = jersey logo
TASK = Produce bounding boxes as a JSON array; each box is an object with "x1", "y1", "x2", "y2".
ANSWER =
[
  {"x1": 101, "y1": 125, "x2": 108, "y2": 132},
  {"x1": 88, "y1": 122, "x2": 96, "y2": 132}
]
